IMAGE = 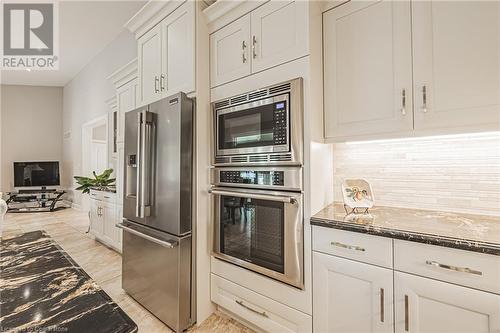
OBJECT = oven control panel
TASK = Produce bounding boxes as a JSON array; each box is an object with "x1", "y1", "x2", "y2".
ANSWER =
[
  {"x1": 220, "y1": 171, "x2": 284, "y2": 186},
  {"x1": 273, "y1": 101, "x2": 287, "y2": 145}
]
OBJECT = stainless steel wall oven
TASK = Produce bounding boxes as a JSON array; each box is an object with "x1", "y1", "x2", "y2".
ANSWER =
[{"x1": 210, "y1": 167, "x2": 304, "y2": 289}]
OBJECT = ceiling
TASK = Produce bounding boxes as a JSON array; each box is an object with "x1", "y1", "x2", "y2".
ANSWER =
[{"x1": 1, "y1": 1, "x2": 146, "y2": 87}]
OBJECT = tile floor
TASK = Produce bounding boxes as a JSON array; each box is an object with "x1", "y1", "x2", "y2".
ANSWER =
[{"x1": 1, "y1": 208, "x2": 254, "y2": 333}]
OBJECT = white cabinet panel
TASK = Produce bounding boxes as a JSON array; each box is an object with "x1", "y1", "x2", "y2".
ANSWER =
[
  {"x1": 90, "y1": 198, "x2": 103, "y2": 236},
  {"x1": 394, "y1": 271, "x2": 500, "y2": 333},
  {"x1": 162, "y1": 1, "x2": 195, "y2": 96},
  {"x1": 412, "y1": 1, "x2": 500, "y2": 132},
  {"x1": 313, "y1": 252, "x2": 393, "y2": 333},
  {"x1": 210, "y1": 14, "x2": 251, "y2": 87},
  {"x1": 250, "y1": 1, "x2": 308, "y2": 73},
  {"x1": 116, "y1": 79, "x2": 136, "y2": 143},
  {"x1": 323, "y1": 0, "x2": 413, "y2": 140},
  {"x1": 102, "y1": 201, "x2": 116, "y2": 246},
  {"x1": 138, "y1": 25, "x2": 162, "y2": 105}
]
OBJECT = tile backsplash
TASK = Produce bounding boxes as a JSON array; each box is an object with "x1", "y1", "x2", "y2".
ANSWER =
[{"x1": 333, "y1": 132, "x2": 500, "y2": 216}]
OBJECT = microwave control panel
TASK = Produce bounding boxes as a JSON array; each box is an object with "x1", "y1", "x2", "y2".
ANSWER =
[
  {"x1": 220, "y1": 171, "x2": 284, "y2": 186},
  {"x1": 273, "y1": 101, "x2": 287, "y2": 145}
]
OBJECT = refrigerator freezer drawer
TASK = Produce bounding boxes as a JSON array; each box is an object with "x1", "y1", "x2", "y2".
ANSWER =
[{"x1": 121, "y1": 222, "x2": 192, "y2": 332}]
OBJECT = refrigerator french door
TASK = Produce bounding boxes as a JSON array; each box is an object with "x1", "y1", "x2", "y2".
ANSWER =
[{"x1": 119, "y1": 92, "x2": 194, "y2": 333}]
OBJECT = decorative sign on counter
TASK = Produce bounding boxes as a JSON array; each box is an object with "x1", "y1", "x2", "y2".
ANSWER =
[{"x1": 341, "y1": 179, "x2": 374, "y2": 214}]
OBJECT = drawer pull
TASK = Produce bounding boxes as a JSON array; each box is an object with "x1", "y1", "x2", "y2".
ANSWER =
[
  {"x1": 425, "y1": 260, "x2": 482, "y2": 276},
  {"x1": 404, "y1": 295, "x2": 409, "y2": 331},
  {"x1": 235, "y1": 300, "x2": 268, "y2": 318},
  {"x1": 380, "y1": 288, "x2": 384, "y2": 323},
  {"x1": 330, "y1": 241, "x2": 365, "y2": 252}
]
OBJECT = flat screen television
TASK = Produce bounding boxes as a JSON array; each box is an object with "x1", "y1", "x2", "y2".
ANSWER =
[{"x1": 13, "y1": 161, "x2": 60, "y2": 187}]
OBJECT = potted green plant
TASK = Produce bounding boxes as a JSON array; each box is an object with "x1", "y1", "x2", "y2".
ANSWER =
[
  {"x1": 74, "y1": 169, "x2": 115, "y2": 233},
  {"x1": 74, "y1": 169, "x2": 115, "y2": 194}
]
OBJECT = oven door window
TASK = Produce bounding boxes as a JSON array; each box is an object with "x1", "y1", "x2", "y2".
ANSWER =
[
  {"x1": 219, "y1": 196, "x2": 285, "y2": 274},
  {"x1": 218, "y1": 103, "x2": 278, "y2": 150}
]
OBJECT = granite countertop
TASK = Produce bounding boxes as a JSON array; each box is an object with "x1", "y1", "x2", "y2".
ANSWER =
[
  {"x1": 311, "y1": 203, "x2": 500, "y2": 256},
  {"x1": 0, "y1": 231, "x2": 137, "y2": 333}
]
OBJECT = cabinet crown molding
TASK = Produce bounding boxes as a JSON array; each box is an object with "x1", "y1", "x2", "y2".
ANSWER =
[
  {"x1": 124, "y1": 0, "x2": 186, "y2": 39},
  {"x1": 203, "y1": 0, "x2": 267, "y2": 33},
  {"x1": 105, "y1": 95, "x2": 117, "y2": 108},
  {"x1": 106, "y1": 58, "x2": 138, "y2": 89}
]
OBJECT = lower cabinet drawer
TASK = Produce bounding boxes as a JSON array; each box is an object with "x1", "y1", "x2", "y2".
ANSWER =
[
  {"x1": 312, "y1": 226, "x2": 393, "y2": 268},
  {"x1": 394, "y1": 240, "x2": 500, "y2": 295},
  {"x1": 211, "y1": 274, "x2": 312, "y2": 333}
]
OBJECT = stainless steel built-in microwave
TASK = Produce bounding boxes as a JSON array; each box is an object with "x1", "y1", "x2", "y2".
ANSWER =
[{"x1": 212, "y1": 78, "x2": 303, "y2": 166}]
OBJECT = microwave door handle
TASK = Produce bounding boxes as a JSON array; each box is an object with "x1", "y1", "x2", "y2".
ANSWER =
[
  {"x1": 209, "y1": 189, "x2": 297, "y2": 204},
  {"x1": 136, "y1": 112, "x2": 142, "y2": 218}
]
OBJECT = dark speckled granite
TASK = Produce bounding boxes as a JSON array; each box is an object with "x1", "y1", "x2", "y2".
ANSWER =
[
  {"x1": 311, "y1": 203, "x2": 500, "y2": 256},
  {"x1": 0, "y1": 230, "x2": 137, "y2": 333}
]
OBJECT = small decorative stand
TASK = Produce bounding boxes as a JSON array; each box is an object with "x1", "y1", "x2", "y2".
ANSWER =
[{"x1": 341, "y1": 179, "x2": 374, "y2": 215}]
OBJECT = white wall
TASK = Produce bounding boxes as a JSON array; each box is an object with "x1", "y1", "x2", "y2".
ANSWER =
[
  {"x1": 0, "y1": 85, "x2": 63, "y2": 192},
  {"x1": 62, "y1": 30, "x2": 137, "y2": 207}
]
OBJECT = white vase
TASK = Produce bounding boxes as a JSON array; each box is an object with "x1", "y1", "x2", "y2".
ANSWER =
[{"x1": 0, "y1": 192, "x2": 7, "y2": 221}]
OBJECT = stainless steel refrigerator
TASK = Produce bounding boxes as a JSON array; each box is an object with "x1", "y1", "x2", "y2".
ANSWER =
[{"x1": 119, "y1": 92, "x2": 194, "y2": 332}]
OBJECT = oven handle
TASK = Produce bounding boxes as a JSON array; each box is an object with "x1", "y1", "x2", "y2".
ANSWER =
[{"x1": 208, "y1": 188, "x2": 298, "y2": 204}]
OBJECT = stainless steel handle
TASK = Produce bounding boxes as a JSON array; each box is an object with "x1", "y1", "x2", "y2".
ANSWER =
[
  {"x1": 117, "y1": 223, "x2": 177, "y2": 248},
  {"x1": 401, "y1": 89, "x2": 406, "y2": 115},
  {"x1": 136, "y1": 112, "x2": 142, "y2": 217},
  {"x1": 160, "y1": 74, "x2": 165, "y2": 91},
  {"x1": 404, "y1": 295, "x2": 409, "y2": 331},
  {"x1": 330, "y1": 241, "x2": 365, "y2": 252},
  {"x1": 235, "y1": 300, "x2": 268, "y2": 318},
  {"x1": 209, "y1": 188, "x2": 297, "y2": 204},
  {"x1": 242, "y1": 40, "x2": 247, "y2": 63},
  {"x1": 421, "y1": 85, "x2": 427, "y2": 113},
  {"x1": 154, "y1": 76, "x2": 159, "y2": 93},
  {"x1": 380, "y1": 288, "x2": 384, "y2": 323},
  {"x1": 425, "y1": 260, "x2": 482, "y2": 276},
  {"x1": 139, "y1": 111, "x2": 154, "y2": 218},
  {"x1": 252, "y1": 35, "x2": 257, "y2": 59}
]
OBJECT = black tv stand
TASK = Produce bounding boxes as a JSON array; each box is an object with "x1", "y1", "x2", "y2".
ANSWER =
[{"x1": 6, "y1": 189, "x2": 65, "y2": 213}]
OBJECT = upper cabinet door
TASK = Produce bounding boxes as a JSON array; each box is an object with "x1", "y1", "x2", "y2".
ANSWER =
[
  {"x1": 313, "y1": 252, "x2": 394, "y2": 333},
  {"x1": 138, "y1": 25, "x2": 162, "y2": 106},
  {"x1": 412, "y1": 1, "x2": 500, "y2": 132},
  {"x1": 116, "y1": 79, "x2": 136, "y2": 143},
  {"x1": 162, "y1": 1, "x2": 195, "y2": 96},
  {"x1": 323, "y1": 0, "x2": 413, "y2": 141},
  {"x1": 250, "y1": 0, "x2": 308, "y2": 73},
  {"x1": 210, "y1": 14, "x2": 251, "y2": 87},
  {"x1": 394, "y1": 272, "x2": 500, "y2": 333}
]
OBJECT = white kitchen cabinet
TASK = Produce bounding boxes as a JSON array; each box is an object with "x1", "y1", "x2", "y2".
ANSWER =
[
  {"x1": 313, "y1": 251, "x2": 393, "y2": 333},
  {"x1": 138, "y1": 24, "x2": 162, "y2": 106},
  {"x1": 89, "y1": 191, "x2": 121, "y2": 252},
  {"x1": 250, "y1": 0, "x2": 308, "y2": 73},
  {"x1": 116, "y1": 79, "x2": 137, "y2": 143},
  {"x1": 210, "y1": 14, "x2": 251, "y2": 87},
  {"x1": 209, "y1": 0, "x2": 309, "y2": 88},
  {"x1": 323, "y1": 0, "x2": 499, "y2": 141},
  {"x1": 412, "y1": 1, "x2": 500, "y2": 132},
  {"x1": 162, "y1": 1, "x2": 195, "y2": 96},
  {"x1": 137, "y1": 1, "x2": 195, "y2": 105},
  {"x1": 90, "y1": 198, "x2": 104, "y2": 236},
  {"x1": 323, "y1": 0, "x2": 413, "y2": 140},
  {"x1": 394, "y1": 271, "x2": 500, "y2": 333},
  {"x1": 115, "y1": 142, "x2": 124, "y2": 206}
]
